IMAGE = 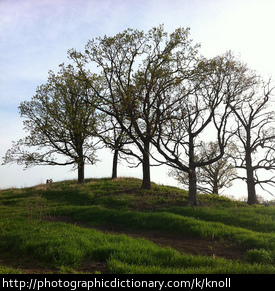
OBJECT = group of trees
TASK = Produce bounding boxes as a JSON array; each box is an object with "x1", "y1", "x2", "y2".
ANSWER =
[{"x1": 3, "y1": 26, "x2": 275, "y2": 206}]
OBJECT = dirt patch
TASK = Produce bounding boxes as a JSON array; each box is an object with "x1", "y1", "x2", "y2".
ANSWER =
[
  {"x1": 77, "y1": 259, "x2": 109, "y2": 274},
  {"x1": 93, "y1": 224, "x2": 246, "y2": 261},
  {"x1": 45, "y1": 215, "x2": 247, "y2": 261}
]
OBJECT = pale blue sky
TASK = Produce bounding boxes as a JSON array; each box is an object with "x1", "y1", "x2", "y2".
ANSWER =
[{"x1": 1, "y1": 0, "x2": 275, "y2": 199}]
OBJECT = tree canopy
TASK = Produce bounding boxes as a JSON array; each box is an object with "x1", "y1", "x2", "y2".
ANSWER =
[
  {"x1": 3, "y1": 25, "x2": 275, "y2": 205},
  {"x1": 70, "y1": 25, "x2": 199, "y2": 190},
  {"x1": 3, "y1": 64, "x2": 99, "y2": 183}
]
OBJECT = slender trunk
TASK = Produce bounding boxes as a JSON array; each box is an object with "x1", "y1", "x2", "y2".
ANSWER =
[
  {"x1": 246, "y1": 130, "x2": 258, "y2": 205},
  {"x1": 188, "y1": 135, "x2": 198, "y2": 206},
  {"x1": 141, "y1": 140, "x2": 151, "y2": 190},
  {"x1": 112, "y1": 149, "x2": 119, "y2": 180},
  {"x1": 212, "y1": 183, "x2": 219, "y2": 195},
  {"x1": 77, "y1": 144, "x2": 85, "y2": 184},
  {"x1": 188, "y1": 168, "x2": 198, "y2": 206},
  {"x1": 78, "y1": 159, "x2": 85, "y2": 184},
  {"x1": 213, "y1": 173, "x2": 219, "y2": 195},
  {"x1": 246, "y1": 154, "x2": 258, "y2": 205}
]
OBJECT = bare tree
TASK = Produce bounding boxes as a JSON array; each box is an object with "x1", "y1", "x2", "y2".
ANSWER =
[
  {"x1": 97, "y1": 115, "x2": 133, "y2": 179},
  {"x1": 169, "y1": 142, "x2": 237, "y2": 195},
  {"x1": 153, "y1": 52, "x2": 256, "y2": 206},
  {"x1": 228, "y1": 80, "x2": 275, "y2": 204}
]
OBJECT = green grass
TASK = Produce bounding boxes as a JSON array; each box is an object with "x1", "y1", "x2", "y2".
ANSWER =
[
  {"x1": 159, "y1": 205, "x2": 275, "y2": 233},
  {"x1": 66, "y1": 205, "x2": 275, "y2": 250},
  {"x1": 1, "y1": 177, "x2": 275, "y2": 274},
  {"x1": 0, "y1": 265, "x2": 24, "y2": 274}
]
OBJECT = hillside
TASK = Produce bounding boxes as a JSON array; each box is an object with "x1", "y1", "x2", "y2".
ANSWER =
[{"x1": 1, "y1": 177, "x2": 275, "y2": 274}]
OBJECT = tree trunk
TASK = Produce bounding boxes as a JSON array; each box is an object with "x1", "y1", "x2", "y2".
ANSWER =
[
  {"x1": 213, "y1": 174, "x2": 219, "y2": 195},
  {"x1": 188, "y1": 168, "x2": 198, "y2": 206},
  {"x1": 112, "y1": 149, "x2": 119, "y2": 180},
  {"x1": 78, "y1": 159, "x2": 85, "y2": 184},
  {"x1": 246, "y1": 131, "x2": 258, "y2": 205},
  {"x1": 212, "y1": 183, "x2": 219, "y2": 195},
  {"x1": 76, "y1": 142, "x2": 85, "y2": 184},
  {"x1": 246, "y1": 156, "x2": 258, "y2": 205},
  {"x1": 188, "y1": 135, "x2": 198, "y2": 206},
  {"x1": 141, "y1": 140, "x2": 151, "y2": 190}
]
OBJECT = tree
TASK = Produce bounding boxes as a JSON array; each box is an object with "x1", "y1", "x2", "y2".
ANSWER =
[
  {"x1": 169, "y1": 142, "x2": 237, "y2": 195},
  {"x1": 97, "y1": 115, "x2": 133, "y2": 179},
  {"x1": 228, "y1": 80, "x2": 275, "y2": 204},
  {"x1": 152, "y1": 52, "x2": 256, "y2": 206},
  {"x1": 70, "y1": 25, "x2": 199, "y2": 189},
  {"x1": 2, "y1": 64, "x2": 99, "y2": 183}
]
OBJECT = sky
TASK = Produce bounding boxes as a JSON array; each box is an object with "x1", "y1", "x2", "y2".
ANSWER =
[{"x1": 1, "y1": 0, "x2": 275, "y2": 200}]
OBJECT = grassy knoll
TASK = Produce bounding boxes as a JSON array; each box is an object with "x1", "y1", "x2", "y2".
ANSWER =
[{"x1": 1, "y1": 177, "x2": 275, "y2": 274}]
